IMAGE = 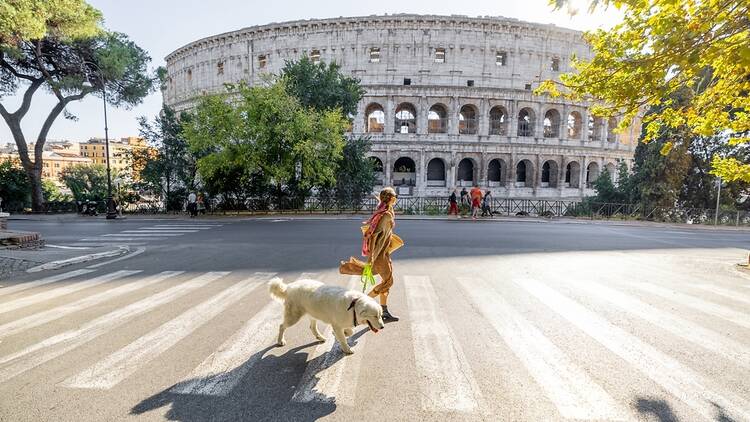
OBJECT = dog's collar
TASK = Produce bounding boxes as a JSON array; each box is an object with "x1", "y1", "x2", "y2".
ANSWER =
[{"x1": 347, "y1": 298, "x2": 359, "y2": 326}]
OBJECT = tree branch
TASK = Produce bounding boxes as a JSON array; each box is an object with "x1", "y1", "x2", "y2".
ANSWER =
[
  {"x1": 33, "y1": 40, "x2": 65, "y2": 102},
  {"x1": 0, "y1": 56, "x2": 39, "y2": 82},
  {"x1": 10, "y1": 78, "x2": 44, "y2": 119},
  {"x1": 36, "y1": 91, "x2": 90, "y2": 148}
]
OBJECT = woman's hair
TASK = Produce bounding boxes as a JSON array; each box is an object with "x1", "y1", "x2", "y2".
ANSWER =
[{"x1": 379, "y1": 187, "x2": 397, "y2": 205}]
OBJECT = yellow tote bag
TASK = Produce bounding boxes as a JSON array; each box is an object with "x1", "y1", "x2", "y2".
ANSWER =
[{"x1": 388, "y1": 234, "x2": 404, "y2": 254}]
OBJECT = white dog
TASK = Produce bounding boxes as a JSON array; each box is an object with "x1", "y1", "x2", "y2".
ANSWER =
[{"x1": 268, "y1": 277, "x2": 385, "y2": 354}]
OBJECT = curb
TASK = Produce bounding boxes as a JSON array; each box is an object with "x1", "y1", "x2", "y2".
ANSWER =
[{"x1": 26, "y1": 246, "x2": 130, "y2": 273}]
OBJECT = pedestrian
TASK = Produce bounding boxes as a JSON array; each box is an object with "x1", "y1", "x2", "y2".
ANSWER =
[
  {"x1": 482, "y1": 190, "x2": 493, "y2": 217},
  {"x1": 197, "y1": 194, "x2": 206, "y2": 215},
  {"x1": 187, "y1": 191, "x2": 197, "y2": 217},
  {"x1": 339, "y1": 187, "x2": 403, "y2": 322},
  {"x1": 448, "y1": 188, "x2": 459, "y2": 217},
  {"x1": 460, "y1": 187, "x2": 469, "y2": 216},
  {"x1": 470, "y1": 184, "x2": 482, "y2": 220}
]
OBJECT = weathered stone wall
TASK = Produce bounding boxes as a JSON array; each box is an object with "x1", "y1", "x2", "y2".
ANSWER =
[{"x1": 164, "y1": 14, "x2": 638, "y2": 200}]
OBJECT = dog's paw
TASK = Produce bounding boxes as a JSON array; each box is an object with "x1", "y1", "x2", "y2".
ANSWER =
[
  {"x1": 276, "y1": 339, "x2": 286, "y2": 347},
  {"x1": 344, "y1": 328, "x2": 353, "y2": 337},
  {"x1": 341, "y1": 348, "x2": 354, "y2": 355},
  {"x1": 315, "y1": 336, "x2": 326, "y2": 342}
]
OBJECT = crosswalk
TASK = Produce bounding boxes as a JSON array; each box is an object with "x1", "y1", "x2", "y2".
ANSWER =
[
  {"x1": 67, "y1": 222, "x2": 223, "y2": 247},
  {"x1": 1, "y1": 266, "x2": 749, "y2": 420}
]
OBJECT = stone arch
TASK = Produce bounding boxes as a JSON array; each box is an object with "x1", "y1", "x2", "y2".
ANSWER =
[
  {"x1": 518, "y1": 108, "x2": 535, "y2": 137},
  {"x1": 515, "y1": 159, "x2": 534, "y2": 187},
  {"x1": 369, "y1": 156, "x2": 384, "y2": 185},
  {"x1": 393, "y1": 156, "x2": 416, "y2": 186},
  {"x1": 543, "y1": 109, "x2": 561, "y2": 138},
  {"x1": 586, "y1": 162, "x2": 600, "y2": 187},
  {"x1": 364, "y1": 103, "x2": 384, "y2": 133},
  {"x1": 541, "y1": 160, "x2": 560, "y2": 188},
  {"x1": 567, "y1": 111, "x2": 583, "y2": 139},
  {"x1": 605, "y1": 162, "x2": 617, "y2": 183},
  {"x1": 588, "y1": 116, "x2": 604, "y2": 141},
  {"x1": 395, "y1": 103, "x2": 417, "y2": 134},
  {"x1": 457, "y1": 158, "x2": 475, "y2": 185},
  {"x1": 426, "y1": 158, "x2": 446, "y2": 186},
  {"x1": 428, "y1": 104, "x2": 448, "y2": 134},
  {"x1": 489, "y1": 106, "x2": 508, "y2": 136},
  {"x1": 607, "y1": 117, "x2": 618, "y2": 142},
  {"x1": 487, "y1": 158, "x2": 506, "y2": 186},
  {"x1": 459, "y1": 104, "x2": 478, "y2": 135},
  {"x1": 565, "y1": 161, "x2": 581, "y2": 188}
]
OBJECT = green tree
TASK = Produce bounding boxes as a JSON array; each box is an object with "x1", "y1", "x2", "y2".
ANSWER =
[
  {"x1": 0, "y1": 0, "x2": 101, "y2": 47},
  {"x1": 41, "y1": 179, "x2": 70, "y2": 202},
  {"x1": 331, "y1": 136, "x2": 376, "y2": 208},
  {"x1": 134, "y1": 106, "x2": 196, "y2": 211},
  {"x1": 0, "y1": 28, "x2": 154, "y2": 211},
  {"x1": 0, "y1": 159, "x2": 30, "y2": 212},
  {"x1": 184, "y1": 81, "x2": 348, "y2": 206},
  {"x1": 281, "y1": 56, "x2": 365, "y2": 117},
  {"x1": 541, "y1": 0, "x2": 749, "y2": 182},
  {"x1": 591, "y1": 161, "x2": 632, "y2": 204},
  {"x1": 60, "y1": 163, "x2": 108, "y2": 202}
]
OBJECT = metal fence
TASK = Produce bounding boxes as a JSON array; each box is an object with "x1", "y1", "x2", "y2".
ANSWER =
[{"x1": 30, "y1": 197, "x2": 750, "y2": 227}]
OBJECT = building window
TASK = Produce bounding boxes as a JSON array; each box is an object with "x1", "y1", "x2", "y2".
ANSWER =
[
  {"x1": 369, "y1": 47, "x2": 380, "y2": 63},
  {"x1": 551, "y1": 57, "x2": 560, "y2": 72},
  {"x1": 310, "y1": 49, "x2": 321, "y2": 63},
  {"x1": 217, "y1": 62, "x2": 224, "y2": 75},
  {"x1": 258, "y1": 55, "x2": 267, "y2": 69},
  {"x1": 434, "y1": 48, "x2": 446, "y2": 63},
  {"x1": 524, "y1": 83, "x2": 532, "y2": 90},
  {"x1": 458, "y1": 105, "x2": 478, "y2": 135},
  {"x1": 365, "y1": 103, "x2": 385, "y2": 133},
  {"x1": 489, "y1": 106, "x2": 507, "y2": 136},
  {"x1": 466, "y1": 80, "x2": 474, "y2": 87},
  {"x1": 403, "y1": 78, "x2": 411, "y2": 86},
  {"x1": 496, "y1": 51, "x2": 507, "y2": 66},
  {"x1": 428, "y1": 104, "x2": 448, "y2": 134},
  {"x1": 187, "y1": 69, "x2": 192, "y2": 82}
]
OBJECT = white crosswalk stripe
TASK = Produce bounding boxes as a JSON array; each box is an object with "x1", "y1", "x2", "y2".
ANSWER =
[
  {"x1": 631, "y1": 282, "x2": 750, "y2": 329},
  {"x1": 0, "y1": 271, "x2": 183, "y2": 339},
  {"x1": 0, "y1": 269, "x2": 94, "y2": 298},
  {"x1": 517, "y1": 277, "x2": 750, "y2": 421},
  {"x1": 568, "y1": 280, "x2": 750, "y2": 369},
  {"x1": 69, "y1": 223, "x2": 222, "y2": 247},
  {"x1": 0, "y1": 272, "x2": 229, "y2": 383},
  {"x1": 63, "y1": 272, "x2": 275, "y2": 390},
  {"x1": 404, "y1": 275, "x2": 481, "y2": 412},
  {"x1": 292, "y1": 275, "x2": 365, "y2": 405},
  {"x1": 457, "y1": 276, "x2": 627, "y2": 420},
  {"x1": 692, "y1": 284, "x2": 750, "y2": 305},
  {"x1": 121, "y1": 230, "x2": 199, "y2": 233},
  {"x1": 101, "y1": 233, "x2": 182, "y2": 237},
  {"x1": 0, "y1": 270, "x2": 141, "y2": 315}
]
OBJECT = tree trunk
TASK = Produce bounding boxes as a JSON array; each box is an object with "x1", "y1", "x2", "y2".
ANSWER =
[{"x1": 27, "y1": 167, "x2": 44, "y2": 212}]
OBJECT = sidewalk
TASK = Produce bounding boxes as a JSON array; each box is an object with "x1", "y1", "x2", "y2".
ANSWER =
[{"x1": 0, "y1": 244, "x2": 129, "y2": 281}]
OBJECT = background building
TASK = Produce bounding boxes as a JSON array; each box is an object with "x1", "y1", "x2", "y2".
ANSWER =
[{"x1": 164, "y1": 14, "x2": 641, "y2": 199}]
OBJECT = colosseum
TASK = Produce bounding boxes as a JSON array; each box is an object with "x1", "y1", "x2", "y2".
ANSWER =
[{"x1": 164, "y1": 14, "x2": 640, "y2": 200}]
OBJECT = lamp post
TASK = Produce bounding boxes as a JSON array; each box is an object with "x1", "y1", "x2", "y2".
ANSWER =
[
  {"x1": 714, "y1": 176, "x2": 722, "y2": 226},
  {"x1": 82, "y1": 61, "x2": 117, "y2": 219}
]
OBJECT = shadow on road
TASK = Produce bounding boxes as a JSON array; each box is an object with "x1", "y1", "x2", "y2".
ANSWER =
[
  {"x1": 633, "y1": 397, "x2": 739, "y2": 422},
  {"x1": 131, "y1": 329, "x2": 369, "y2": 421}
]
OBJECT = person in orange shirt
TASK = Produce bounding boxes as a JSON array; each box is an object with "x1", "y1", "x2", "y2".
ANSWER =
[{"x1": 470, "y1": 184, "x2": 483, "y2": 220}]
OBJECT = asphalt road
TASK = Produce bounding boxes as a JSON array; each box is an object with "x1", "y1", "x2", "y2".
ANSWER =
[{"x1": 1, "y1": 216, "x2": 749, "y2": 421}]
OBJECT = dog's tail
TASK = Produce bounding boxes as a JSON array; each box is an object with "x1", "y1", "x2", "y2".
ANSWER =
[{"x1": 268, "y1": 277, "x2": 287, "y2": 302}]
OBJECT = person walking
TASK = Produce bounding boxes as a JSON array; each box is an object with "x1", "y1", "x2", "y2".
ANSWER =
[
  {"x1": 187, "y1": 191, "x2": 197, "y2": 217},
  {"x1": 196, "y1": 194, "x2": 206, "y2": 215},
  {"x1": 482, "y1": 190, "x2": 494, "y2": 217},
  {"x1": 460, "y1": 187, "x2": 469, "y2": 217},
  {"x1": 448, "y1": 189, "x2": 459, "y2": 217},
  {"x1": 470, "y1": 184, "x2": 483, "y2": 220},
  {"x1": 339, "y1": 187, "x2": 403, "y2": 322}
]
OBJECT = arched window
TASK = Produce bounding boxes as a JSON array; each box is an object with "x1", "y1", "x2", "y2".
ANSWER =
[
  {"x1": 588, "y1": 116, "x2": 604, "y2": 141},
  {"x1": 543, "y1": 109, "x2": 561, "y2": 138},
  {"x1": 586, "y1": 162, "x2": 600, "y2": 187},
  {"x1": 607, "y1": 117, "x2": 618, "y2": 142},
  {"x1": 489, "y1": 106, "x2": 507, "y2": 136},
  {"x1": 516, "y1": 160, "x2": 533, "y2": 187},
  {"x1": 605, "y1": 162, "x2": 617, "y2": 184},
  {"x1": 426, "y1": 158, "x2": 446, "y2": 186},
  {"x1": 459, "y1": 105, "x2": 478, "y2": 135},
  {"x1": 370, "y1": 157, "x2": 384, "y2": 185},
  {"x1": 457, "y1": 158, "x2": 474, "y2": 184},
  {"x1": 541, "y1": 160, "x2": 559, "y2": 188},
  {"x1": 488, "y1": 159, "x2": 505, "y2": 186},
  {"x1": 518, "y1": 108, "x2": 535, "y2": 137},
  {"x1": 393, "y1": 157, "x2": 416, "y2": 186},
  {"x1": 395, "y1": 103, "x2": 417, "y2": 134},
  {"x1": 565, "y1": 161, "x2": 581, "y2": 188},
  {"x1": 541, "y1": 162, "x2": 550, "y2": 183},
  {"x1": 567, "y1": 112, "x2": 582, "y2": 139},
  {"x1": 365, "y1": 103, "x2": 384, "y2": 133},
  {"x1": 428, "y1": 104, "x2": 448, "y2": 134}
]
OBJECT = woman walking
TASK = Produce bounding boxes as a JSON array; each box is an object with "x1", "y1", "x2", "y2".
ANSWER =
[
  {"x1": 448, "y1": 188, "x2": 459, "y2": 217},
  {"x1": 339, "y1": 187, "x2": 402, "y2": 322}
]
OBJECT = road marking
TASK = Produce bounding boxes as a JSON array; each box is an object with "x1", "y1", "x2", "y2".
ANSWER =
[
  {"x1": 151, "y1": 225, "x2": 220, "y2": 229},
  {"x1": 692, "y1": 284, "x2": 750, "y2": 306},
  {"x1": 404, "y1": 275, "x2": 481, "y2": 412},
  {"x1": 572, "y1": 281, "x2": 750, "y2": 370},
  {"x1": 0, "y1": 269, "x2": 95, "y2": 298},
  {"x1": 44, "y1": 245, "x2": 92, "y2": 250},
  {"x1": 0, "y1": 270, "x2": 140, "y2": 315},
  {"x1": 631, "y1": 283, "x2": 750, "y2": 329},
  {"x1": 80, "y1": 238, "x2": 166, "y2": 242},
  {"x1": 87, "y1": 247, "x2": 147, "y2": 269},
  {"x1": 63, "y1": 272, "x2": 274, "y2": 389},
  {"x1": 517, "y1": 278, "x2": 750, "y2": 421},
  {"x1": 171, "y1": 298, "x2": 281, "y2": 396},
  {"x1": 292, "y1": 276, "x2": 366, "y2": 405},
  {"x1": 101, "y1": 233, "x2": 182, "y2": 237},
  {"x1": 120, "y1": 230, "x2": 199, "y2": 234},
  {"x1": 0, "y1": 272, "x2": 228, "y2": 383},
  {"x1": 26, "y1": 247, "x2": 130, "y2": 273},
  {"x1": 458, "y1": 277, "x2": 626, "y2": 420},
  {"x1": 0, "y1": 272, "x2": 183, "y2": 339}
]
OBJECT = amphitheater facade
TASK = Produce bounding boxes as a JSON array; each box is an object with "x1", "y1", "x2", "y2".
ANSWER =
[{"x1": 163, "y1": 14, "x2": 640, "y2": 199}]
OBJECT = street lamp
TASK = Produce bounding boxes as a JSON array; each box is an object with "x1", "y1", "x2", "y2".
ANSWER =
[{"x1": 81, "y1": 61, "x2": 117, "y2": 219}]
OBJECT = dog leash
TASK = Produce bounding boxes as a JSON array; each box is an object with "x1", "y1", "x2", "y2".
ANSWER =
[{"x1": 361, "y1": 263, "x2": 376, "y2": 292}]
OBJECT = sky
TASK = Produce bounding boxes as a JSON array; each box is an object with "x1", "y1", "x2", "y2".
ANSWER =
[{"x1": 0, "y1": 0, "x2": 623, "y2": 146}]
